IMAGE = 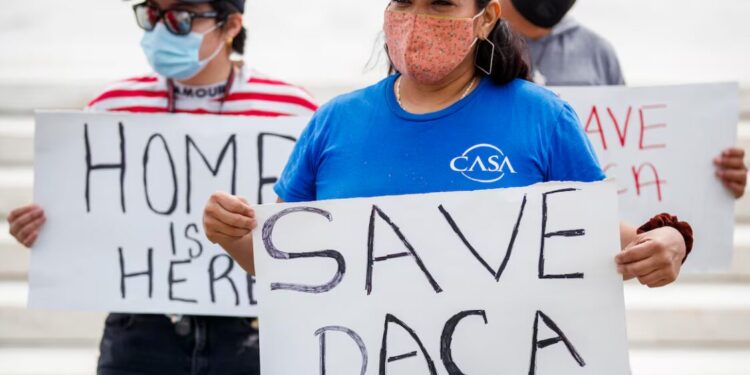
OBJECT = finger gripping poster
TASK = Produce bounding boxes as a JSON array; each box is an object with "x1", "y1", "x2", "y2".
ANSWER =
[
  {"x1": 253, "y1": 181, "x2": 631, "y2": 374},
  {"x1": 557, "y1": 83, "x2": 738, "y2": 271}
]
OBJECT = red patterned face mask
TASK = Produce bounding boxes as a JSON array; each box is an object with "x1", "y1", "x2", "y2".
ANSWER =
[{"x1": 384, "y1": 9, "x2": 485, "y2": 84}]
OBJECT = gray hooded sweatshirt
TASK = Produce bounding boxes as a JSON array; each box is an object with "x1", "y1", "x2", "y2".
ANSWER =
[{"x1": 526, "y1": 17, "x2": 625, "y2": 86}]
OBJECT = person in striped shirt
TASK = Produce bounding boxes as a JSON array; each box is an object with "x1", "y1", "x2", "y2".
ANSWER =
[
  {"x1": 87, "y1": 62, "x2": 317, "y2": 117},
  {"x1": 6, "y1": 0, "x2": 316, "y2": 374}
]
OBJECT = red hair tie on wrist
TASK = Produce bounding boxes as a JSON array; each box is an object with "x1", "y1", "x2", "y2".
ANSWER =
[{"x1": 637, "y1": 213, "x2": 694, "y2": 264}]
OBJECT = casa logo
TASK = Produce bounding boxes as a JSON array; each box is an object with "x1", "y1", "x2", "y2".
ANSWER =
[{"x1": 450, "y1": 144, "x2": 517, "y2": 183}]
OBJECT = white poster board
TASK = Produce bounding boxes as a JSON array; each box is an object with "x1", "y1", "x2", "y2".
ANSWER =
[
  {"x1": 557, "y1": 83, "x2": 738, "y2": 271},
  {"x1": 253, "y1": 181, "x2": 630, "y2": 374},
  {"x1": 28, "y1": 84, "x2": 738, "y2": 315},
  {"x1": 29, "y1": 111, "x2": 308, "y2": 316}
]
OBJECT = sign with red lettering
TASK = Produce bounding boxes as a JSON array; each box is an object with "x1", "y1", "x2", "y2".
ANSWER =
[
  {"x1": 557, "y1": 83, "x2": 738, "y2": 271},
  {"x1": 253, "y1": 181, "x2": 630, "y2": 374}
]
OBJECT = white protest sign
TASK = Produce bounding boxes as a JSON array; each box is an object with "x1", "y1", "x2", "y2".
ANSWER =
[
  {"x1": 556, "y1": 83, "x2": 738, "y2": 271},
  {"x1": 28, "y1": 84, "x2": 738, "y2": 315},
  {"x1": 253, "y1": 181, "x2": 630, "y2": 374},
  {"x1": 29, "y1": 111, "x2": 309, "y2": 316}
]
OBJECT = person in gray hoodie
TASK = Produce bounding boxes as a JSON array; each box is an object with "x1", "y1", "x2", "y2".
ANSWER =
[{"x1": 502, "y1": 0, "x2": 747, "y2": 199}]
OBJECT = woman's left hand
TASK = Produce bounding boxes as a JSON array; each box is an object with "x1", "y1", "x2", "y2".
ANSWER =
[
  {"x1": 615, "y1": 227, "x2": 686, "y2": 288},
  {"x1": 714, "y1": 147, "x2": 747, "y2": 199}
]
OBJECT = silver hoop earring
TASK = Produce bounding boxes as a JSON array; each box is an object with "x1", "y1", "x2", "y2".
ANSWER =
[{"x1": 475, "y1": 38, "x2": 495, "y2": 76}]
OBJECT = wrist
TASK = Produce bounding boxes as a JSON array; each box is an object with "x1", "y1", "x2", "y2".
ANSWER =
[{"x1": 637, "y1": 213, "x2": 693, "y2": 264}]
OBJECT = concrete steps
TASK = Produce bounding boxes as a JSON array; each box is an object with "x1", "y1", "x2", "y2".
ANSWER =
[
  {"x1": 628, "y1": 347, "x2": 750, "y2": 375},
  {"x1": 0, "y1": 167, "x2": 33, "y2": 223},
  {"x1": 0, "y1": 275, "x2": 748, "y2": 345},
  {"x1": 0, "y1": 346, "x2": 99, "y2": 375},
  {"x1": 0, "y1": 229, "x2": 28, "y2": 280},
  {"x1": 0, "y1": 117, "x2": 34, "y2": 167},
  {"x1": 0, "y1": 345, "x2": 749, "y2": 375},
  {"x1": 624, "y1": 281, "x2": 750, "y2": 345},
  {"x1": 0, "y1": 281, "x2": 104, "y2": 346}
]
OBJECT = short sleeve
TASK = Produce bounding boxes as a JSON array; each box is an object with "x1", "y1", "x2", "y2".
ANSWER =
[
  {"x1": 547, "y1": 103, "x2": 606, "y2": 182},
  {"x1": 274, "y1": 114, "x2": 325, "y2": 203}
]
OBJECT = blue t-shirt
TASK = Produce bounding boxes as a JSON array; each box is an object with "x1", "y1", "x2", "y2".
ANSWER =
[{"x1": 275, "y1": 75, "x2": 605, "y2": 203}]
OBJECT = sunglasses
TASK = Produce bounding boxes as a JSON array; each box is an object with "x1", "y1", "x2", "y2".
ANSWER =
[{"x1": 133, "y1": 2, "x2": 220, "y2": 36}]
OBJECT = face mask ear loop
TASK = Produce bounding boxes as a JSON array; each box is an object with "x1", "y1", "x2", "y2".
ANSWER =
[
  {"x1": 201, "y1": 21, "x2": 225, "y2": 36},
  {"x1": 198, "y1": 21, "x2": 227, "y2": 66}
]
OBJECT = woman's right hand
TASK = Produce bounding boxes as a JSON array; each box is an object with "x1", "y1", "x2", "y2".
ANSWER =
[
  {"x1": 7, "y1": 204, "x2": 46, "y2": 248},
  {"x1": 203, "y1": 192, "x2": 257, "y2": 273}
]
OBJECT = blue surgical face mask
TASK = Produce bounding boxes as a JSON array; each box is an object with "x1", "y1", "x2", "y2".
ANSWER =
[{"x1": 140, "y1": 22, "x2": 224, "y2": 81}]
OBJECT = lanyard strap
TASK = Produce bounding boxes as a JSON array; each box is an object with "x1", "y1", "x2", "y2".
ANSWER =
[{"x1": 166, "y1": 66, "x2": 236, "y2": 114}]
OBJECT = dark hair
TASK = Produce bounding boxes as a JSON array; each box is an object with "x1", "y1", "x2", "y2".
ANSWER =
[
  {"x1": 213, "y1": 0, "x2": 247, "y2": 55},
  {"x1": 387, "y1": 0, "x2": 531, "y2": 85},
  {"x1": 475, "y1": 0, "x2": 531, "y2": 84}
]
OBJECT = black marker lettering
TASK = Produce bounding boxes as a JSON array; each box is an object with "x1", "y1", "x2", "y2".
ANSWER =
[
  {"x1": 84, "y1": 122, "x2": 126, "y2": 213},
  {"x1": 439, "y1": 195, "x2": 527, "y2": 281},
  {"x1": 379, "y1": 313, "x2": 437, "y2": 375},
  {"x1": 539, "y1": 189, "x2": 585, "y2": 279},
  {"x1": 257, "y1": 132, "x2": 296, "y2": 204},
  {"x1": 184, "y1": 223, "x2": 204, "y2": 259},
  {"x1": 246, "y1": 274, "x2": 258, "y2": 306},
  {"x1": 168, "y1": 259, "x2": 197, "y2": 303},
  {"x1": 118, "y1": 247, "x2": 153, "y2": 299},
  {"x1": 185, "y1": 134, "x2": 237, "y2": 214},
  {"x1": 440, "y1": 310, "x2": 488, "y2": 375},
  {"x1": 388, "y1": 352, "x2": 418, "y2": 362},
  {"x1": 169, "y1": 222, "x2": 177, "y2": 256},
  {"x1": 262, "y1": 207, "x2": 345, "y2": 293},
  {"x1": 143, "y1": 134, "x2": 178, "y2": 215},
  {"x1": 208, "y1": 254, "x2": 240, "y2": 306},
  {"x1": 367, "y1": 205, "x2": 442, "y2": 295},
  {"x1": 315, "y1": 326, "x2": 368, "y2": 375},
  {"x1": 528, "y1": 310, "x2": 585, "y2": 374}
]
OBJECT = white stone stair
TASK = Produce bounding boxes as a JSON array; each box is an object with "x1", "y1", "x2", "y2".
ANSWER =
[
  {"x1": 1, "y1": 345, "x2": 749, "y2": 375},
  {"x1": 0, "y1": 117, "x2": 34, "y2": 167},
  {"x1": 628, "y1": 347, "x2": 750, "y2": 375},
  {"x1": 0, "y1": 166, "x2": 33, "y2": 221},
  {"x1": 1, "y1": 272, "x2": 748, "y2": 346},
  {"x1": 0, "y1": 228, "x2": 28, "y2": 280},
  {"x1": 624, "y1": 281, "x2": 750, "y2": 345},
  {"x1": 0, "y1": 281, "x2": 104, "y2": 346},
  {"x1": 733, "y1": 124, "x2": 750, "y2": 222},
  {"x1": 0, "y1": 346, "x2": 99, "y2": 375}
]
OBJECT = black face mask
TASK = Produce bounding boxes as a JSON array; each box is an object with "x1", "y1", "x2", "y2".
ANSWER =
[{"x1": 510, "y1": 0, "x2": 577, "y2": 28}]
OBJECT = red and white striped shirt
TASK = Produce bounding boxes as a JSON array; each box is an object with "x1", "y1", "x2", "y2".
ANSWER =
[{"x1": 87, "y1": 65, "x2": 318, "y2": 117}]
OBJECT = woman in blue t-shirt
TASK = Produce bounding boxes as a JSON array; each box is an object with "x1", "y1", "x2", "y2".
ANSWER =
[{"x1": 203, "y1": 0, "x2": 690, "y2": 288}]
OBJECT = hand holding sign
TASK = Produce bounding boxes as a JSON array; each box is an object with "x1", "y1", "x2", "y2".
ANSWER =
[
  {"x1": 556, "y1": 83, "x2": 737, "y2": 272},
  {"x1": 203, "y1": 191, "x2": 257, "y2": 274},
  {"x1": 714, "y1": 147, "x2": 748, "y2": 199},
  {"x1": 616, "y1": 226, "x2": 686, "y2": 288},
  {"x1": 7, "y1": 204, "x2": 46, "y2": 248},
  {"x1": 252, "y1": 181, "x2": 631, "y2": 374}
]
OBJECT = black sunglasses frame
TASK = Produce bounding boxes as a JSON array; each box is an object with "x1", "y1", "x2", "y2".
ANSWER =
[{"x1": 133, "y1": 1, "x2": 221, "y2": 36}]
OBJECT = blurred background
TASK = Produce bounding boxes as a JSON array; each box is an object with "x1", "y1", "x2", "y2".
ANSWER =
[{"x1": 1, "y1": 0, "x2": 749, "y2": 374}]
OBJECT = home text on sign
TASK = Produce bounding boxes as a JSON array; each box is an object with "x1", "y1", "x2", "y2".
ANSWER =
[{"x1": 29, "y1": 112, "x2": 309, "y2": 316}]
